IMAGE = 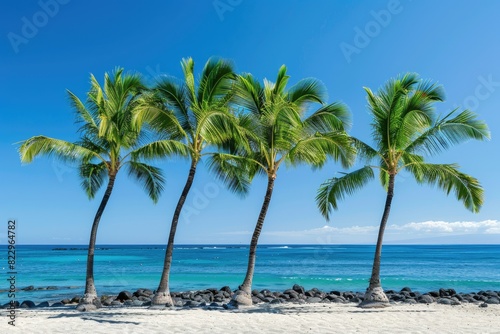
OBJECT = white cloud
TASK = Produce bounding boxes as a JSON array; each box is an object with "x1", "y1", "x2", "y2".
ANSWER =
[
  {"x1": 485, "y1": 227, "x2": 500, "y2": 234},
  {"x1": 317, "y1": 225, "x2": 379, "y2": 234},
  {"x1": 245, "y1": 220, "x2": 500, "y2": 244},
  {"x1": 265, "y1": 225, "x2": 378, "y2": 237},
  {"x1": 391, "y1": 220, "x2": 500, "y2": 234}
]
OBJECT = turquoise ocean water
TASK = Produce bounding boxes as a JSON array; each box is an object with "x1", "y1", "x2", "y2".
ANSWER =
[{"x1": 1, "y1": 244, "x2": 499, "y2": 303}]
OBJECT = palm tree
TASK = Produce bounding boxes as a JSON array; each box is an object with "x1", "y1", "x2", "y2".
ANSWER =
[
  {"x1": 222, "y1": 65, "x2": 354, "y2": 306},
  {"x1": 316, "y1": 73, "x2": 490, "y2": 308},
  {"x1": 135, "y1": 57, "x2": 249, "y2": 306},
  {"x1": 18, "y1": 69, "x2": 180, "y2": 311}
]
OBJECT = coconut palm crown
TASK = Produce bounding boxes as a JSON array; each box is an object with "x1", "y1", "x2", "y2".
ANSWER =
[
  {"x1": 19, "y1": 69, "x2": 182, "y2": 310},
  {"x1": 218, "y1": 65, "x2": 355, "y2": 306},
  {"x1": 135, "y1": 57, "x2": 250, "y2": 306},
  {"x1": 316, "y1": 73, "x2": 490, "y2": 307}
]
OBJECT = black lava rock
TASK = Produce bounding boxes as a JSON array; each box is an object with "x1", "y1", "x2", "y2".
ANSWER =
[
  {"x1": 20, "y1": 300, "x2": 36, "y2": 308},
  {"x1": 37, "y1": 301, "x2": 50, "y2": 308},
  {"x1": 485, "y1": 297, "x2": 500, "y2": 304},
  {"x1": 419, "y1": 294, "x2": 434, "y2": 304},
  {"x1": 117, "y1": 291, "x2": 133, "y2": 302},
  {"x1": 220, "y1": 286, "x2": 232, "y2": 294},
  {"x1": 292, "y1": 284, "x2": 305, "y2": 295}
]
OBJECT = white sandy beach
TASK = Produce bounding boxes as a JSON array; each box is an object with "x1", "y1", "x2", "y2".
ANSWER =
[{"x1": 2, "y1": 303, "x2": 499, "y2": 334}]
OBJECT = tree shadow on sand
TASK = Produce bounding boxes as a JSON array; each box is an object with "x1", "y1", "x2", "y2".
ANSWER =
[
  {"x1": 48, "y1": 312, "x2": 141, "y2": 325},
  {"x1": 228, "y1": 304, "x2": 335, "y2": 315},
  {"x1": 227, "y1": 304, "x2": 437, "y2": 315}
]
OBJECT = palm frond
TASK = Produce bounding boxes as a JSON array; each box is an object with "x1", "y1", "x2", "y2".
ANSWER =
[
  {"x1": 303, "y1": 102, "x2": 351, "y2": 133},
  {"x1": 106, "y1": 68, "x2": 143, "y2": 116},
  {"x1": 405, "y1": 109, "x2": 490, "y2": 155},
  {"x1": 134, "y1": 94, "x2": 187, "y2": 141},
  {"x1": 67, "y1": 89, "x2": 99, "y2": 134},
  {"x1": 379, "y1": 167, "x2": 390, "y2": 190},
  {"x1": 316, "y1": 166, "x2": 375, "y2": 220},
  {"x1": 350, "y1": 137, "x2": 379, "y2": 162},
  {"x1": 181, "y1": 57, "x2": 197, "y2": 107},
  {"x1": 394, "y1": 108, "x2": 433, "y2": 149},
  {"x1": 232, "y1": 73, "x2": 264, "y2": 116},
  {"x1": 218, "y1": 111, "x2": 257, "y2": 155},
  {"x1": 127, "y1": 162, "x2": 165, "y2": 203},
  {"x1": 412, "y1": 79, "x2": 445, "y2": 102},
  {"x1": 88, "y1": 73, "x2": 105, "y2": 110},
  {"x1": 130, "y1": 139, "x2": 189, "y2": 160},
  {"x1": 197, "y1": 57, "x2": 235, "y2": 105},
  {"x1": 77, "y1": 136, "x2": 109, "y2": 161},
  {"x1": 272, "y1": 64, "x2": 289, "y2": 96},
  {"x1": 18, "y1": 136, "x2": 100, "y2": 164},
  {"x1": 405, "y1": 162, "x2": 483, "y2": 212},
  {"x1": 399, "y1": 151, "x2": 424, "y2": 174},
  {"x1": 155, "y1": 76, "x2": 192, "y2": 133},
  {"x1": 262, "y1": 97, "x2": 302, "y2": 131},
  {"x1": 79, "y1": 161, "x2": 108, "y2": 199},
  {"x1": 205, "y1": 153, "x2": 256, "y2": 196},
  {"x1": 289, "y1": 132, "x2": 354, "y2": 169},
  {"x1": 390, "y1": 72, "x2": 419, "y2": 93},
  {"x1": 288, "y1": 78, "x2": 326, "y2": 105},
  {"x1": 198, "y1": 110, "x2": 241, "y2": 145},
  {"x1": 366, "y1": 73, "x2": 420, "y2": 152},
  {"x1": 364, "y1": 86, "x2": 389, "y2": 149}
]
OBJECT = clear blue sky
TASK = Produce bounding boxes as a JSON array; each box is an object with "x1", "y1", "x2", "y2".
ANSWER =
[{"x1": 1, "y1": 0, "x2": 499, "y2": 244}]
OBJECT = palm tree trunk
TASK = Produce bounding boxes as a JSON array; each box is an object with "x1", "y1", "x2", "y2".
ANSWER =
[
  {"x1": 78, "y1": 174, "x2": 116, "y2": 310},
  {"x1": 152, "y1": 159, "x2": 198, "y2": 306},
  {"x1": 233, "y1": 174, "x2": 275, "y2": 306},
  {"x1": 361, "y1": 173, "x2": 395, "y2": 307}
]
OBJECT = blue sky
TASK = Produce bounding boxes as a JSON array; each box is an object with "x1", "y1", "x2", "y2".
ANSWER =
[{"x1": 1, "y1": 0, "x2": 500, "y2": 245}]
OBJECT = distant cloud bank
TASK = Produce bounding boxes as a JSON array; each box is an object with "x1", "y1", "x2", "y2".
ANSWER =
[
  {"x1": 391, "y1": 220, "x2": 500, "y2": 235},
  {"x1": 247, "y1": 220, "x2": 500, "y2": 244}
]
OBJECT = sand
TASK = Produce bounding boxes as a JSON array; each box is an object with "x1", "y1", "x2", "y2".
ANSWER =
[{"x1": 2, "y1": 303, "x2": 499, "y2": 334}]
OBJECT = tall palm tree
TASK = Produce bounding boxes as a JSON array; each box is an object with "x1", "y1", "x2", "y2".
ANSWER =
[
  {"x1": 220, "y1": 65, "x2": 354, "y2": 306},
  {"x1": 19, "y1": 69, "x2": 181, "y2": 311},
  {"x1": 316, "y1": 73, "x2": 490, "y2": 308},
  {"x1": 135, "y1": 57, "x2": 248, "y2": 306}
]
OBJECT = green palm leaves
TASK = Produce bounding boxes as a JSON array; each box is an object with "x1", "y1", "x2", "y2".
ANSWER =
[
  {"x1": 231, "y1": 65, "x2": 354, "y2": 177},
  {"x1": 317, "y1": 166, "x2": 375, "y2": 218},
  {"x1": 316, "y1": 73, "x2": 489, "y2": 306},
  {"x1": 20, "y1": 69, "x2": 169, "y2": 201},
  {"x1": 138, "y1": 57, "x2": 247, "y2": 305},
  {"x1": 18, "y1": 69, "x2": 172, "y2": 309},
  {"x1": 317, "y1": 73, "x2": 489, "y2": 220},
  {"x1": 406, "y1": 162, "x2": 483, "y2": 212},
  {"x1": 135, "y1": 57, "x2": 241, "y2": 161},
  {"x1": 228, "y1": 65, "x2": 354, "y2": 304}
]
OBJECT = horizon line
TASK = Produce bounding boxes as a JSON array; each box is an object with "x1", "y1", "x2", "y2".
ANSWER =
[{"x1": 11, "y1": 243, "x2": 500, "y2": 246}]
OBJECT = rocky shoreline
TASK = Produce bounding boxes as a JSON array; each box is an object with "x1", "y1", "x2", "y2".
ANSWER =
[{"x1": 3, "y1": 285, "x2": 500, "y2": 309}]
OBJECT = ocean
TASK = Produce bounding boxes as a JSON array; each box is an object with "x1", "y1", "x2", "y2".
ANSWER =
[{"x1": 2, "y1": 244, "x2": 499, "y2": 304}]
